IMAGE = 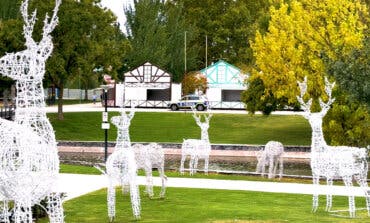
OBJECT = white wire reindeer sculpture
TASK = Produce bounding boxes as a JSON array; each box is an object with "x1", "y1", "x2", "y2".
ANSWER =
[
  {"x1": 180, "y1": 106, "x2": 213, "y2": 175},
  {"x1": 105, "y1": 105, "x2": 140, "y2": 221},
  {"x1": 0, "y1": 0, "x2": 64, "y2": 222},
  {"x1": 132, "y1": 143, "x2": 167, "y2": 198},
  {"x1": 256, "y1": 141, "x2": 284, "y2": 179},
  {"x1": 297, "y1": 76, "x2": 370, "y2": 218}
]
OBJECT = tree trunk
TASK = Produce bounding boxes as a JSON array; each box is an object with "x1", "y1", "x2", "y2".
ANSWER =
[
  {"x1": 84, "y1": 88, "x2": 88, "y2": 101},
  {"x1": 57, "y1": 84, "x2": 64, "y2": 120}
]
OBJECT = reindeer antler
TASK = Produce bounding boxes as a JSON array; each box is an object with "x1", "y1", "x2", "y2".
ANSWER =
[
  {"x1": 21, "y1": 0, "x2": 37, "y2": 47},
  {"x1": 296, "y1": 76, "x2": 312, "y2": 113},
  {"x1": 318, "y1": 77, "x2": 335, "y2": 116},
  {"x1": 191, "y1": 105, "x2": 212, "y2": 125},
  {"x1": 42, "y1": 0, "x2": 62, "y2": 38}
]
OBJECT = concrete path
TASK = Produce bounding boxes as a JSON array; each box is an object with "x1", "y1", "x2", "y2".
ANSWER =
[
  {"x1": 46, "y1": 103, "x2": 304, "y2": 115},
  {"x1": 56, "y1": 173, "x2": 369, "y2": 202}
]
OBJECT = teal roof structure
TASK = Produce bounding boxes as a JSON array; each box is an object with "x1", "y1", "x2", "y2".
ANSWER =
[{"x1": 200, "y1": 60, "x2": 245, "y2": 89}]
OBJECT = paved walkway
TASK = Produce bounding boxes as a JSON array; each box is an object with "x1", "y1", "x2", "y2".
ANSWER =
[
  {"x1": 46, "y1": 103, "x2": 304, "y2": 115},
  {"x1": 56, "y1": 173, "x2": 368, "y2": 202}
]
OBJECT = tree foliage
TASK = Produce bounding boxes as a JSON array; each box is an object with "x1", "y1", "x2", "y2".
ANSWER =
[
  {"x1": 251, "y1": 0, "x2": 368, "y2": 106},
  {"x1": 0, "y1": 0, "x2": 21, "y2": 21},
  {"x1": 325, "y1": 37, "x2": 370, "y2": 108},
  {"x1": 174, "y1": 0, "x2": 271, "y2": 68},
  {"x1": 324, "y1": 91, "x2": 369, "y2": 147},
  {"x1": 241, "y1": 76, "x2": 278, "y2": 115},
  {"x1": 181, "y1": 71, "x2": 207, "y2": 95},
  {"x1": 125, "y1": 0, "x2": 198, "y2": 82}
]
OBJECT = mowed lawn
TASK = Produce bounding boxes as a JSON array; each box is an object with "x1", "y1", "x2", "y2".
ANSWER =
[
  {"x1": 39, "y1": 186, "x2": 369, "y2": 223},
  {"x1": 49, "y1": 112, "x2": 311, "y2": 145}
]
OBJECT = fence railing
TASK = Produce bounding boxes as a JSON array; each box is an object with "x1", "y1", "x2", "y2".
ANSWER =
[
  {"x1": 0, "y1": 105, "x2": 16, "y2": 120},
  {"x1": 119, "y1": 100, "x2": 245, "y2": 110}
]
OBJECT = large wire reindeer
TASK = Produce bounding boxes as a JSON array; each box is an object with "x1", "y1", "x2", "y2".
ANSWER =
[
  {"x1": 0, "y1": 0, "x2": 64, "y2": 222},
  {"x1": 297, "y1": 76, "x2": 369, "y2": 217}
]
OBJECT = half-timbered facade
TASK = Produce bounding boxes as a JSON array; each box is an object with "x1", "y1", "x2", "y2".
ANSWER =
[
  {"x1": 200, "y1": 60, "x2": 246, "y2": 103},
  {"x1": 117, "y1": 62, "x2": 174, "y2": 106}
]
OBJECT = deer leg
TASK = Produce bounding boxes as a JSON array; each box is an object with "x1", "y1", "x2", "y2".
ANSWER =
[
  {"x1": 272, "y1": 156, "x2": 279, "y2": 179},
  {"x1": 129, "y1": 179, "x2": 141, "y2": 219},
  {"x1": 189, "y1": 155, "x2": 195, "y2": 175},
  {"x1": 158, "y1": 165, "x2": 167, "y2": 198},
  {"x1": 0, "y1": 201, "x2": 10, "y2": 223},
  {"x1": 145, "y1": 168, "x2": 154, "y2": 198},
  {"x1": 47, "y1": 193, "x2": 64, "y2": 223},
  {"x1": 325, "y1": 178, "x2": 333, "y2": 212},
  {"x1": 193, "y1": 156, "x2": 199, "y2": 174},
  {"x1": 343, "y1": 176, "x2": 355, "y2": 218},
  {"x1": 180, "y1": 154, "x2": 186, "y2": 175},
  {"x1": 312, "y1": 175, "x2": 320, "y2": 213},
  {"x1": 107, "y1": 178, "x2": 116, "y2": 222},
  {"x1": 268, "y1": 156, "x2": 274, "y2": 179},
  {"x1": 14, "y1": 200, "x2": 32, "y2": 223},
  {"x1": 204, "y1": 155, "x2": 209, "y2": 175},
  {"x1": 354, "y1": 174, "x2": 370, "y2": 216},
  {"x1": 278, "y1": 156, "x2": 283, "y2": 180}
]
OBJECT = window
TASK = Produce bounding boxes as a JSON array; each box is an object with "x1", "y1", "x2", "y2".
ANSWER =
[
  {"x1": 143, "y1": 66, "x2": 151, "y2": 82},
  {"x1": 217, "y1": 65, "x2": 225, "y2": 83}
]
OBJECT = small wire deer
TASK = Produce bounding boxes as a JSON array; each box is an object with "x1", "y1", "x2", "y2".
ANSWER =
[
  {"x1": 180, "y1": 106, "x2": 213, "y2": 175},
  {"x1": 256, "y1": 141, "x2": 284, "y2": 179}
]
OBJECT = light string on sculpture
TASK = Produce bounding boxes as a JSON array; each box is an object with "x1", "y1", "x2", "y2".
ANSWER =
[
  {"x1": 297, "y1": 76, "x2": 370, "y2": 218},
  {"x1": 256, "y1": 141, "x2": 284, "y2": 179},
  {"x1": 0, "y1": 1, "x2": 64, "y2": 223},
  {"x1": 104, "y1": 103, "x2": 141, "y2": 221},
  {"x1": 180, "y1": 106, "x2": 213, "y2": 175}
]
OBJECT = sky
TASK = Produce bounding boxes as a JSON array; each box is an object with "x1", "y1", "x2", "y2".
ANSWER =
[{"x1": 100, "y1": 0, "x2": 134, "y2": 33}]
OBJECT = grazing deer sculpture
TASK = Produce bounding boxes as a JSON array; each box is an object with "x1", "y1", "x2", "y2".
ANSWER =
[
  {"x1": 256, "y1": 141, "x2": 284, "y2": 179},
  {"x1": 0, "y1": 0, "x2": 64, "y2": 222},
  {"x1": 180, "y1": 107, "x2": 213, "y2": 175},
  {"x1": 104, "y1": 105, "x2": 141, "y2": 221},
  {"x1": 297, "y1": 76, "x2": 370, "y2": 217},
  {"x1": 132, "y1": 143, "x2": 167, "y2": 198}
]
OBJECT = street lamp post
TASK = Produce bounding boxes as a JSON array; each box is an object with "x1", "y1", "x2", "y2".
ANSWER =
[{"x1": 100, "y1": 84, "x2": 113, "y2": 161}]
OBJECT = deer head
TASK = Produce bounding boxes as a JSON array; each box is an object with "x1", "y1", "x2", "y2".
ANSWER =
[
  {"x1": 191, "y1": 106, "x2": 213, "y2": 141},
  {"x1": 296, "y1": 76, "x2": 335, "y2": 132},
  {"x1": 111, "y1": 102, "x2": 136, "y2": 130}
]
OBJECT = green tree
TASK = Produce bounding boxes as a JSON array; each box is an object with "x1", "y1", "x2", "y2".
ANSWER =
[
  {"x1": 241, "y1": 77, "x2": 279, "y2": 115},
  {"x1": 125, "y1": 0, "x2": 169, "y2": 69},
  {"x1": 173, "y1": 0, "x2": 271, "y2": 68},
  {"x1": 0, "y1": 0, "x2": 21, "y2": 21},
  {"x1": 324, "y1": 91, "x2": 369, "y2": 147},
  {"x1": 325, "y1": 37, "x2": 370, "y2": 108},
  {"x1": 125, "y1": 0, "x2": 198, "y2": 82}
]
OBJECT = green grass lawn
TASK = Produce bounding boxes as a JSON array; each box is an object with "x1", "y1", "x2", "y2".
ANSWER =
[
  {"x1": 39, "y1": 186, "x2": 369, "y2": 223},
  {"x1": 49, "y1": 112, "x2": 311, "y2": 145}
]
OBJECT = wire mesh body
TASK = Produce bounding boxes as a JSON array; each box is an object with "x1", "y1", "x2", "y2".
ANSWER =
[
  {"x1": 105, "y1": 106, "x2": 141, "y2": 221},
  {"x1": 132, "y1": 143, "x2": 167, "y2": 197},
  {"x1": 256, "y1": 141, "x2": 284, "y2": 179}
]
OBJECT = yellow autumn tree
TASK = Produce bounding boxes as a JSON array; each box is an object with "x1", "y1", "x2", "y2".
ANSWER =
[{"x1": 251, "y1": 0, "x2": 368, "y2": 103}]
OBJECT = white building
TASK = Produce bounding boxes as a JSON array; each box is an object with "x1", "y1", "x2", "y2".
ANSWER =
[
  {"x1": 200, "y1": 60, "x2": 247, "y2": 108},
  {"x1": 114, "y1": 62, "x2": 181, "y2": 107}
]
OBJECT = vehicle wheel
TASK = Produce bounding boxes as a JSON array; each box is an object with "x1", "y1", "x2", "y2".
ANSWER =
[
  {"x1": 170, "y1": 104, "x2": 178, "y2": 111},
  {"x1": 196, "y1": 104, "x2": 205, "y2": 111}
]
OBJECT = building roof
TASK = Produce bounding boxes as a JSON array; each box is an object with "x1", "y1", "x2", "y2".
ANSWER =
[{"x1": 200, "y1": 60, "x2": 246, "y2": 89}]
